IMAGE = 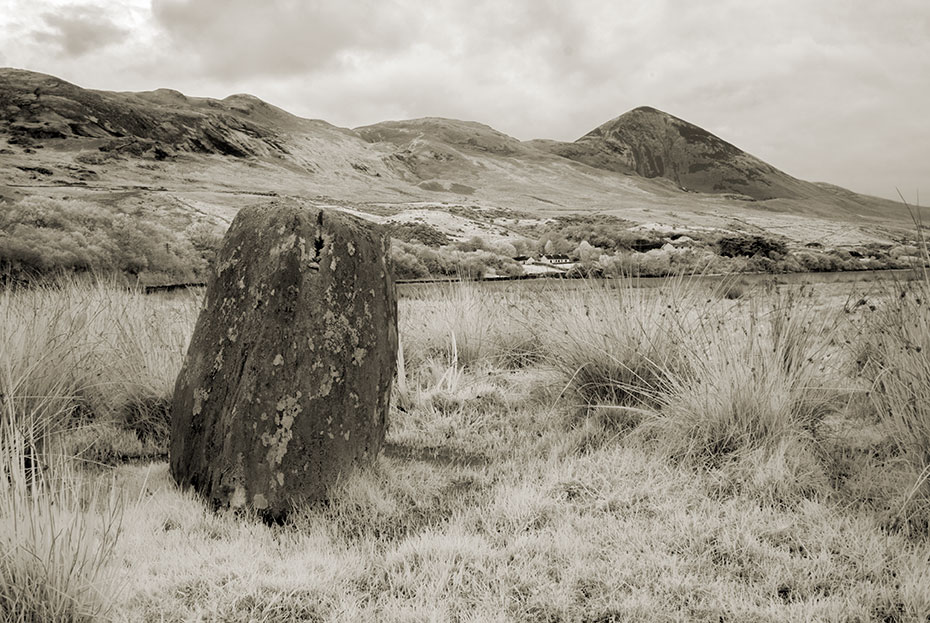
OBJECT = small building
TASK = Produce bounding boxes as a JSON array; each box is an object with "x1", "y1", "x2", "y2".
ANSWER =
[{"x1": 541, "y1": 254, "x2": 573, "y2": 265}]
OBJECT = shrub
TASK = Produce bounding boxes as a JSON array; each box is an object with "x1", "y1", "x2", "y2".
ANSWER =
[
  {"x1": 595, "y1": 251, "x2": 673, "y2": 277},
  {"x1": 795, "y1": 251, "x2": 844, "y2": 272},
  {"x1": 531, "y1": 214, "x2": 657, "y2": 253},
  {"x1": 0, "y1": 196, "x2": 211, "y2": 283},
  {"x1": 386, "y1": 222, "x2": 450, "y2": 247},
  {"x1": 187, "y1": 222, "x2": 225, "y2": 270},
  {"x1": 390, "y1": 245, "x2": 429, "y2": 279},
  {"x1": 390, "y1": 241, "x2": 521, "y2": 280},
  {"x1": 717, "y1": 235, "x2": 787, "y2": 259}
]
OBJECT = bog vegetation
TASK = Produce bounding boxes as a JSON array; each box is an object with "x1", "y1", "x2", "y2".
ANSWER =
[
  {"x1": 1, "y1": 199, "x2": 921, "y2": 285},
  {"x1": 0, "y1": 197, "x2": 222, "y2": 285},
  {"x1": 2, "y1": 270, "x2": 930, "y2": 621}
]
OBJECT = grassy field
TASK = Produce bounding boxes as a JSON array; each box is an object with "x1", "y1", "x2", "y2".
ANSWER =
[{"x1": 2, "y1": 273, "x2": 930, "y2": 622}]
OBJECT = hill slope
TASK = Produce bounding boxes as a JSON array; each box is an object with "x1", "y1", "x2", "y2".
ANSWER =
[{"x1": 0, "y1": 68, "x2": 917, "y2": 253}]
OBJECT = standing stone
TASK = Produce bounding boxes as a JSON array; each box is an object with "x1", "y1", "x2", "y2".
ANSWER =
[{"x1": 170, "y1": 201, "x2": 397, "y2": 519}]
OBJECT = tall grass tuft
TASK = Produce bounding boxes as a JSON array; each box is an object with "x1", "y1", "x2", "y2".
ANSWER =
[
  {"x1": 644, "y1": 290, "x2": 837, "y2": 468},
  {"x1": 546, "y1": 277, "x2": 705, "y2": 427},
  {"x1": 0, "y1": 280, "x2": 124, "y2": 621},
  {"x1": 0, "y1": 277, "x2": 198, "y2": 457},
  {"x1": 0, "y1": 279, "x2": 92, "y2": 472},
  {"x1": 82, "y1": 283, "x2": 196, "y2": 448},
  {"x1": 859, "y1": 274, "x2": 930, "y2": 526},
  {"x1": 0, "y1": 421, "x2": 123, "y2": 622}
]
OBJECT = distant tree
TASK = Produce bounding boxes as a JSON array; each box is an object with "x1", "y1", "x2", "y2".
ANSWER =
[
  {"x1": 390, "y1": 245, "x2": 429, "y2": 279},
  {"x1": 490, "y1": 240, "x2": 517, "y2": 258},
  {"x1": 455, "y1": 235, "x2": 491, "y2": 253},
  {"x1": 511, "y1": 238, "x2": 535, "y2": 256},
  {"x1": 573, "y1": 240, "x2": 597, "y2": 262}
]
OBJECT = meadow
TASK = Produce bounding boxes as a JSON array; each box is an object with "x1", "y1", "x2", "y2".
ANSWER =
[{"x1": 2, "y1": 272, "x2": 930, "y2": 622}]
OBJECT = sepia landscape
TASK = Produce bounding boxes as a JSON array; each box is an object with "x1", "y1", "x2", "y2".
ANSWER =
[
  {"x1": 2, "y1": 2, "x2": 930, "y2": 622},
  {"x1": 0, "y1": 66, "x2": 927, "y2": 286}
]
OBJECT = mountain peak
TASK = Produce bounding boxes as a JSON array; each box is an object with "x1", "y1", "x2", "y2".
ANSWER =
[
  {"x1": 564, "y1": 106, "x2": 813, "y2": 200},
  {"x1": 630, "y1": 105, "x2": 663, "y2": 114}
]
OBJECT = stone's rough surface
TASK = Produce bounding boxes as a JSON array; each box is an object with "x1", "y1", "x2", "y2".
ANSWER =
[{"x1": 170, "y1": 202, "x2": 397, "y2": 518}]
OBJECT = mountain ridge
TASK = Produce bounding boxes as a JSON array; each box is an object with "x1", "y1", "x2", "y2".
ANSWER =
[{"x1": 0, "y1": 67, "x2": 917, "y2": 251}]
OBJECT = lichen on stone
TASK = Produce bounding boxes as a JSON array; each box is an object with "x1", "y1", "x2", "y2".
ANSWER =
[
  {"x1": 230, "y1": 485, "x2": 247, "y2": 508},
  {"x1": 213, "y1": 348, "x2": 224, "y2": 371},
  {"x1": 260, "y1": 392, "x2": 302, "y2": 466},
  {"x1": 269, "y1": 233, "x2": 297, "y2": 258},
  {"x1": 192, "y1": 388, "x2": 210, "y2": 416}
]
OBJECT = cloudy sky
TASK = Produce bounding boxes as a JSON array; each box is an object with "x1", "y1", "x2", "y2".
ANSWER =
[{"x1": 1, "y1": 0, "x2": 927, "y2": 201}]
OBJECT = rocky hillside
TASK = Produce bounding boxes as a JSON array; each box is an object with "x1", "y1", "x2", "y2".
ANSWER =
[
  {"x1": 0, "y1": 68, "x2": 295, "y2": 158},
  {"x1": 0, "y1": 68, "x2": 917, "y2": 253}
]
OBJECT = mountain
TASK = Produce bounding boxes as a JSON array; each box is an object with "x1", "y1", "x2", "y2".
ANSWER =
[
  {"x1": 531, "y1": 106, "x2": 821, "y2": 201},
  {"x1": 0, "y1": 68, "x2": 917, "y2": 250}
]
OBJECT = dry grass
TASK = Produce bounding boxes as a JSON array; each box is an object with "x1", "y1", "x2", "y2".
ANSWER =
[
  {"x1": 0, "y1": 453, "x2": 122, "y2": 622},
  {"x1": 544, "y1": 278, "x2": 702, "y2": 422},
  {"x1": 2, "y1": 275, "x2": 930, "y2": 620},
  {"x1": 0, "y1": 299, "x2": 124, "y2": 622},
  {"x1": 856, "y1": 274, "x2": 930, "y2": 530},
  {"x1": 645, "y1": 291, "x2": 840, "y2": 463},
  {"x1": 0, "y1": 278, "x2": 199, "y2": 463},
  {"x1": 399, "y1": 281, "x2": 543, "y2": 370}
]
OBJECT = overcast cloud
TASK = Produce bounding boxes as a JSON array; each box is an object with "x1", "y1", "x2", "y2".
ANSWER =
[
  {"x1": 1, "y1": 0, "x2": 927, "y2": 201},
  {"x1": 31, "y1": 4, "x2": 129, "y2": 57}
]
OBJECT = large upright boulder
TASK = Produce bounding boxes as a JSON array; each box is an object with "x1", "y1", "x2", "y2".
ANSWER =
[{"x1": 170, "y1": 202, "x2": 397, "y2": 519}]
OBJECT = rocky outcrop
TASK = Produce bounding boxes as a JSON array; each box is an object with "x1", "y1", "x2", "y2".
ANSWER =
[
  {"x1": 170, "y1": 201, "x2": 397, "y2": 520},
  {"x1": 0, "y1": 68, "x2": 288, "y2": 158}
]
